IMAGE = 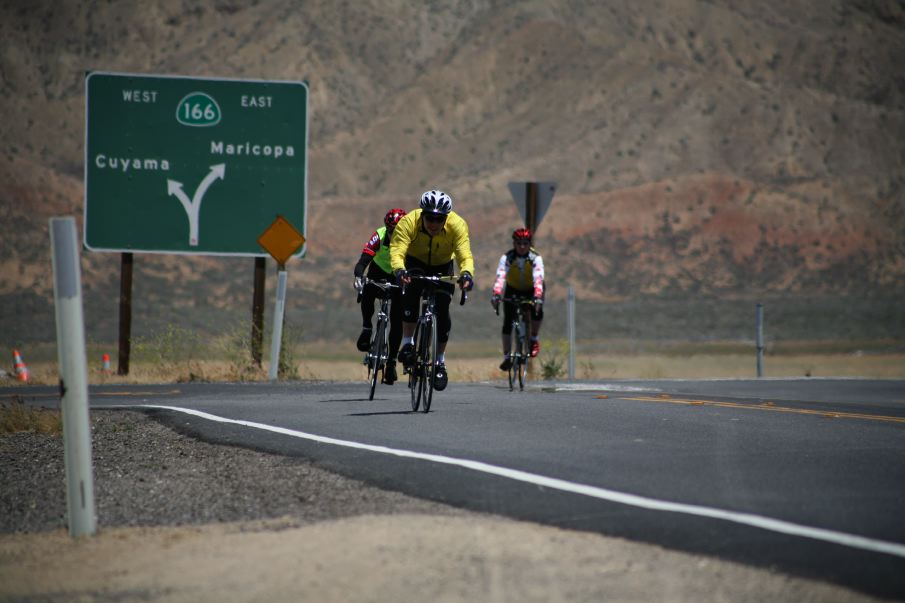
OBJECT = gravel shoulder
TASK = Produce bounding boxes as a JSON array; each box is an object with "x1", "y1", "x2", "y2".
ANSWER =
[{"x1": 0, "y1": 410, "x2": 884, "y2": 602}]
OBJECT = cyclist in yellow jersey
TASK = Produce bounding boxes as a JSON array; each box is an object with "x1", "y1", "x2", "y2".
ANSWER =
[
  {"x1": 390, "y1": 189, "x2": 475, "y2": 391},
  {"x1": 491, "y1": 228, "x2": 545, "y2": 370}
]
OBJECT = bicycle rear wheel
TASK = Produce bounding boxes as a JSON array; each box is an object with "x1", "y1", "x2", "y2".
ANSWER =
[
  {"x1": 422, "y1": 317, "x2": 437, "y2": 413},
  {"x1": 368, "y1": 318, "x2": 386, "y2": 400}
]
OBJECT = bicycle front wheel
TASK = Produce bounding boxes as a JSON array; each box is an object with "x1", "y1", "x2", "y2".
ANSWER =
[
  {"x1": 422, "y1": 317, "x2": 437, "y2": 413},
  {"x1": 368, "y1": 318, "x2": 386, "y2": 401},
  {"x1": 409, "y1": 323, "x2": 422, "y2": 412},
  {"x1": 518, "y1": 320, "x2": 529, "y2": 391},
  {"x1": 507, "y1": 325, "x2": 518, "y2": 392}
]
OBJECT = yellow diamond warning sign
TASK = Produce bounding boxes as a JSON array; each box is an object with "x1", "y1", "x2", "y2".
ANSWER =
[{"x1": 257, "y1": 215, "x2": 305, "y2": 266}]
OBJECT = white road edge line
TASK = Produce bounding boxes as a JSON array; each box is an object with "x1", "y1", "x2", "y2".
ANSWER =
[{"x1": 138, "y1": 404, "x2": 905, "y2": 559}]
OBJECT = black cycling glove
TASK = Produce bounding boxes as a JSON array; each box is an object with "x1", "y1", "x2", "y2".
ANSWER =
[{"x1": 394, "y1": 269, "x2": 408, "y2": 286}]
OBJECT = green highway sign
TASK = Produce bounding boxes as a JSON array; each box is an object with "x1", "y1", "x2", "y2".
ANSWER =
[{"x1": 84, "y1": 72, "x2": 308, "y2": 256}]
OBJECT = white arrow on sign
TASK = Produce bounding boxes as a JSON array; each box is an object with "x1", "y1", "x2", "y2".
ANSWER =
[{"x1": 166, "y1": 164, "x2": 226, "y2": 246}]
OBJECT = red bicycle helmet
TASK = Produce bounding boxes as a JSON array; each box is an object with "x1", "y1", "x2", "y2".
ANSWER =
[
  {"x1": 512, "y1": 227, "x2": 532, "y2": 242},
  {"x1": 384, "y1": 207, "x2": 407, "y2": 228}
]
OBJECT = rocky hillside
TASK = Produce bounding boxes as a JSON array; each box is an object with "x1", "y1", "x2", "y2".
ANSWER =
[{"x1": 1, "y1": 0, "x2": 903, "y2": 344}]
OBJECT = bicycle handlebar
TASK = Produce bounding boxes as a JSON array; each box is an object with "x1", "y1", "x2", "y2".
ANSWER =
[
  {"x1": 501, "y1": 296, "x2": 535, "y2": 304},
  {"x1": 361, "y1": 277, "x2": 400, "y2": 291},
  {"x1": 357, "y1": 277, "x2": 398, "y2": 303},
  {"x1": 403, "y1": 274, "x2": 469, "y2": 305},
  {"x1": 494, "y1": 295, "x2": 534, "y2": 315},
  {"x1": 406, "y1": 274, "x2": 461, "y2": 283}
]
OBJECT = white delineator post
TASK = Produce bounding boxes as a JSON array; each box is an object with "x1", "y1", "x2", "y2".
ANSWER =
[{"x1": 50, "y1": 217, "x2": 97, "y2": 537}]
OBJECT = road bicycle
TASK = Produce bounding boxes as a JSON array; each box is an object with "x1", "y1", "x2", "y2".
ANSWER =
[
  {"x1": 360, "y1": 279, "x2": 399, "y2": 400},
  {"x1": 497, "y1": 295, "x2": 535, "y2": 391},
  {"x1": 403, "y1": 274, "x2": 467, "y2": 413}
]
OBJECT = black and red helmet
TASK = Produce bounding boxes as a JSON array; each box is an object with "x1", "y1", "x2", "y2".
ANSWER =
[
  {"x1": 512, "y1": 227, "x2": 532, "y2": 242},
  {"x1": 384, "y1": 207, "x2": 407, "y2": 228}
]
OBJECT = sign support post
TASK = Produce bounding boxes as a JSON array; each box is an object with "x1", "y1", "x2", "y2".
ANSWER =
[
  {"x1": 526, "y1": 183, "x2": 538, "y2": 233},
  {"x1": 117, "y1": 252, "x2": 133, "y2": 375},
  {"x1": 268, "y1": 267, "x2": 288, "y2": 381},
  {"x1": 251, "y1": 258, "x2": 266, "y2": 368}
]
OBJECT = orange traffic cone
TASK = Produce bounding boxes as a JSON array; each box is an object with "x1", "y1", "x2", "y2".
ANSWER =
[
  {"x1": 12, "y1": 349, "x2": 29, "y2": 383},
  {"x1": 101, "y1": 353, "x2": 111, "y2": 374}
]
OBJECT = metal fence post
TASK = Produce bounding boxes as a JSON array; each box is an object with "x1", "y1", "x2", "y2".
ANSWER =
[
  {"x1": 756, "y1": 302, "x2": 764, "y2": 378},
  {"x1": 567, "y1": 286, "x2": 576, "y2": 380}
]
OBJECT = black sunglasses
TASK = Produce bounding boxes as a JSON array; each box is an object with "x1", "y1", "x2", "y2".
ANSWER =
[{"x1": 423, "y1": 213, "x2": 447, "y2": 223}]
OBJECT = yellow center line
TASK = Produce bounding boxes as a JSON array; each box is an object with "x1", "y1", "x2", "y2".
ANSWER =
[
  {"x1": 94, "y1": 390, "x2": 182, "y2": 397},
  {"x1": 2, "y1": 390, "x2": 181, "y2": 399},
  {"x1": 621, "y1": 396, "x2": 905, "y2": 424},
  {"x1": 1, "y1": 392, "x2": 58, "y2": 400}
]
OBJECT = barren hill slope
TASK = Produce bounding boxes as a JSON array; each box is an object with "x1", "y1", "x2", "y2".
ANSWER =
[{"x1": 1, "y1": 0, "x2": 903, "y2": 344}]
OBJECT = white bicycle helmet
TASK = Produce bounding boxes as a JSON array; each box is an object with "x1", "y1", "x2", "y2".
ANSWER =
[{"x1": 419, "y1": 189, "x2": 453, "y2": 215}]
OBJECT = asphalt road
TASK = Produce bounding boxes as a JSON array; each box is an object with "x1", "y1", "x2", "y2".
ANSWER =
[{"x1": 6, "y1": 377, "x2": 905, "y2": 598}]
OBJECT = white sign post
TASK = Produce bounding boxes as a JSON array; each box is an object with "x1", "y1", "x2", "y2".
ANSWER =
[{"x1": 268, "y1": 270, "x2": 289, "y2": 381}]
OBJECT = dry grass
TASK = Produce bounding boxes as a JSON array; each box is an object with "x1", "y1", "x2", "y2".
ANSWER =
[
  {"x1": 0, "y1": 397, "x2": 62, "y2": 435},
  {"x1": 5, "y1": 345, "x2": 904, "y2": 386}
]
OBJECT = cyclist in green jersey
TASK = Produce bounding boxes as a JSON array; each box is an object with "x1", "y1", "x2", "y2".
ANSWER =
[{"x1": 353, "y1": 208, "x2": 406, "y2": 385}]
